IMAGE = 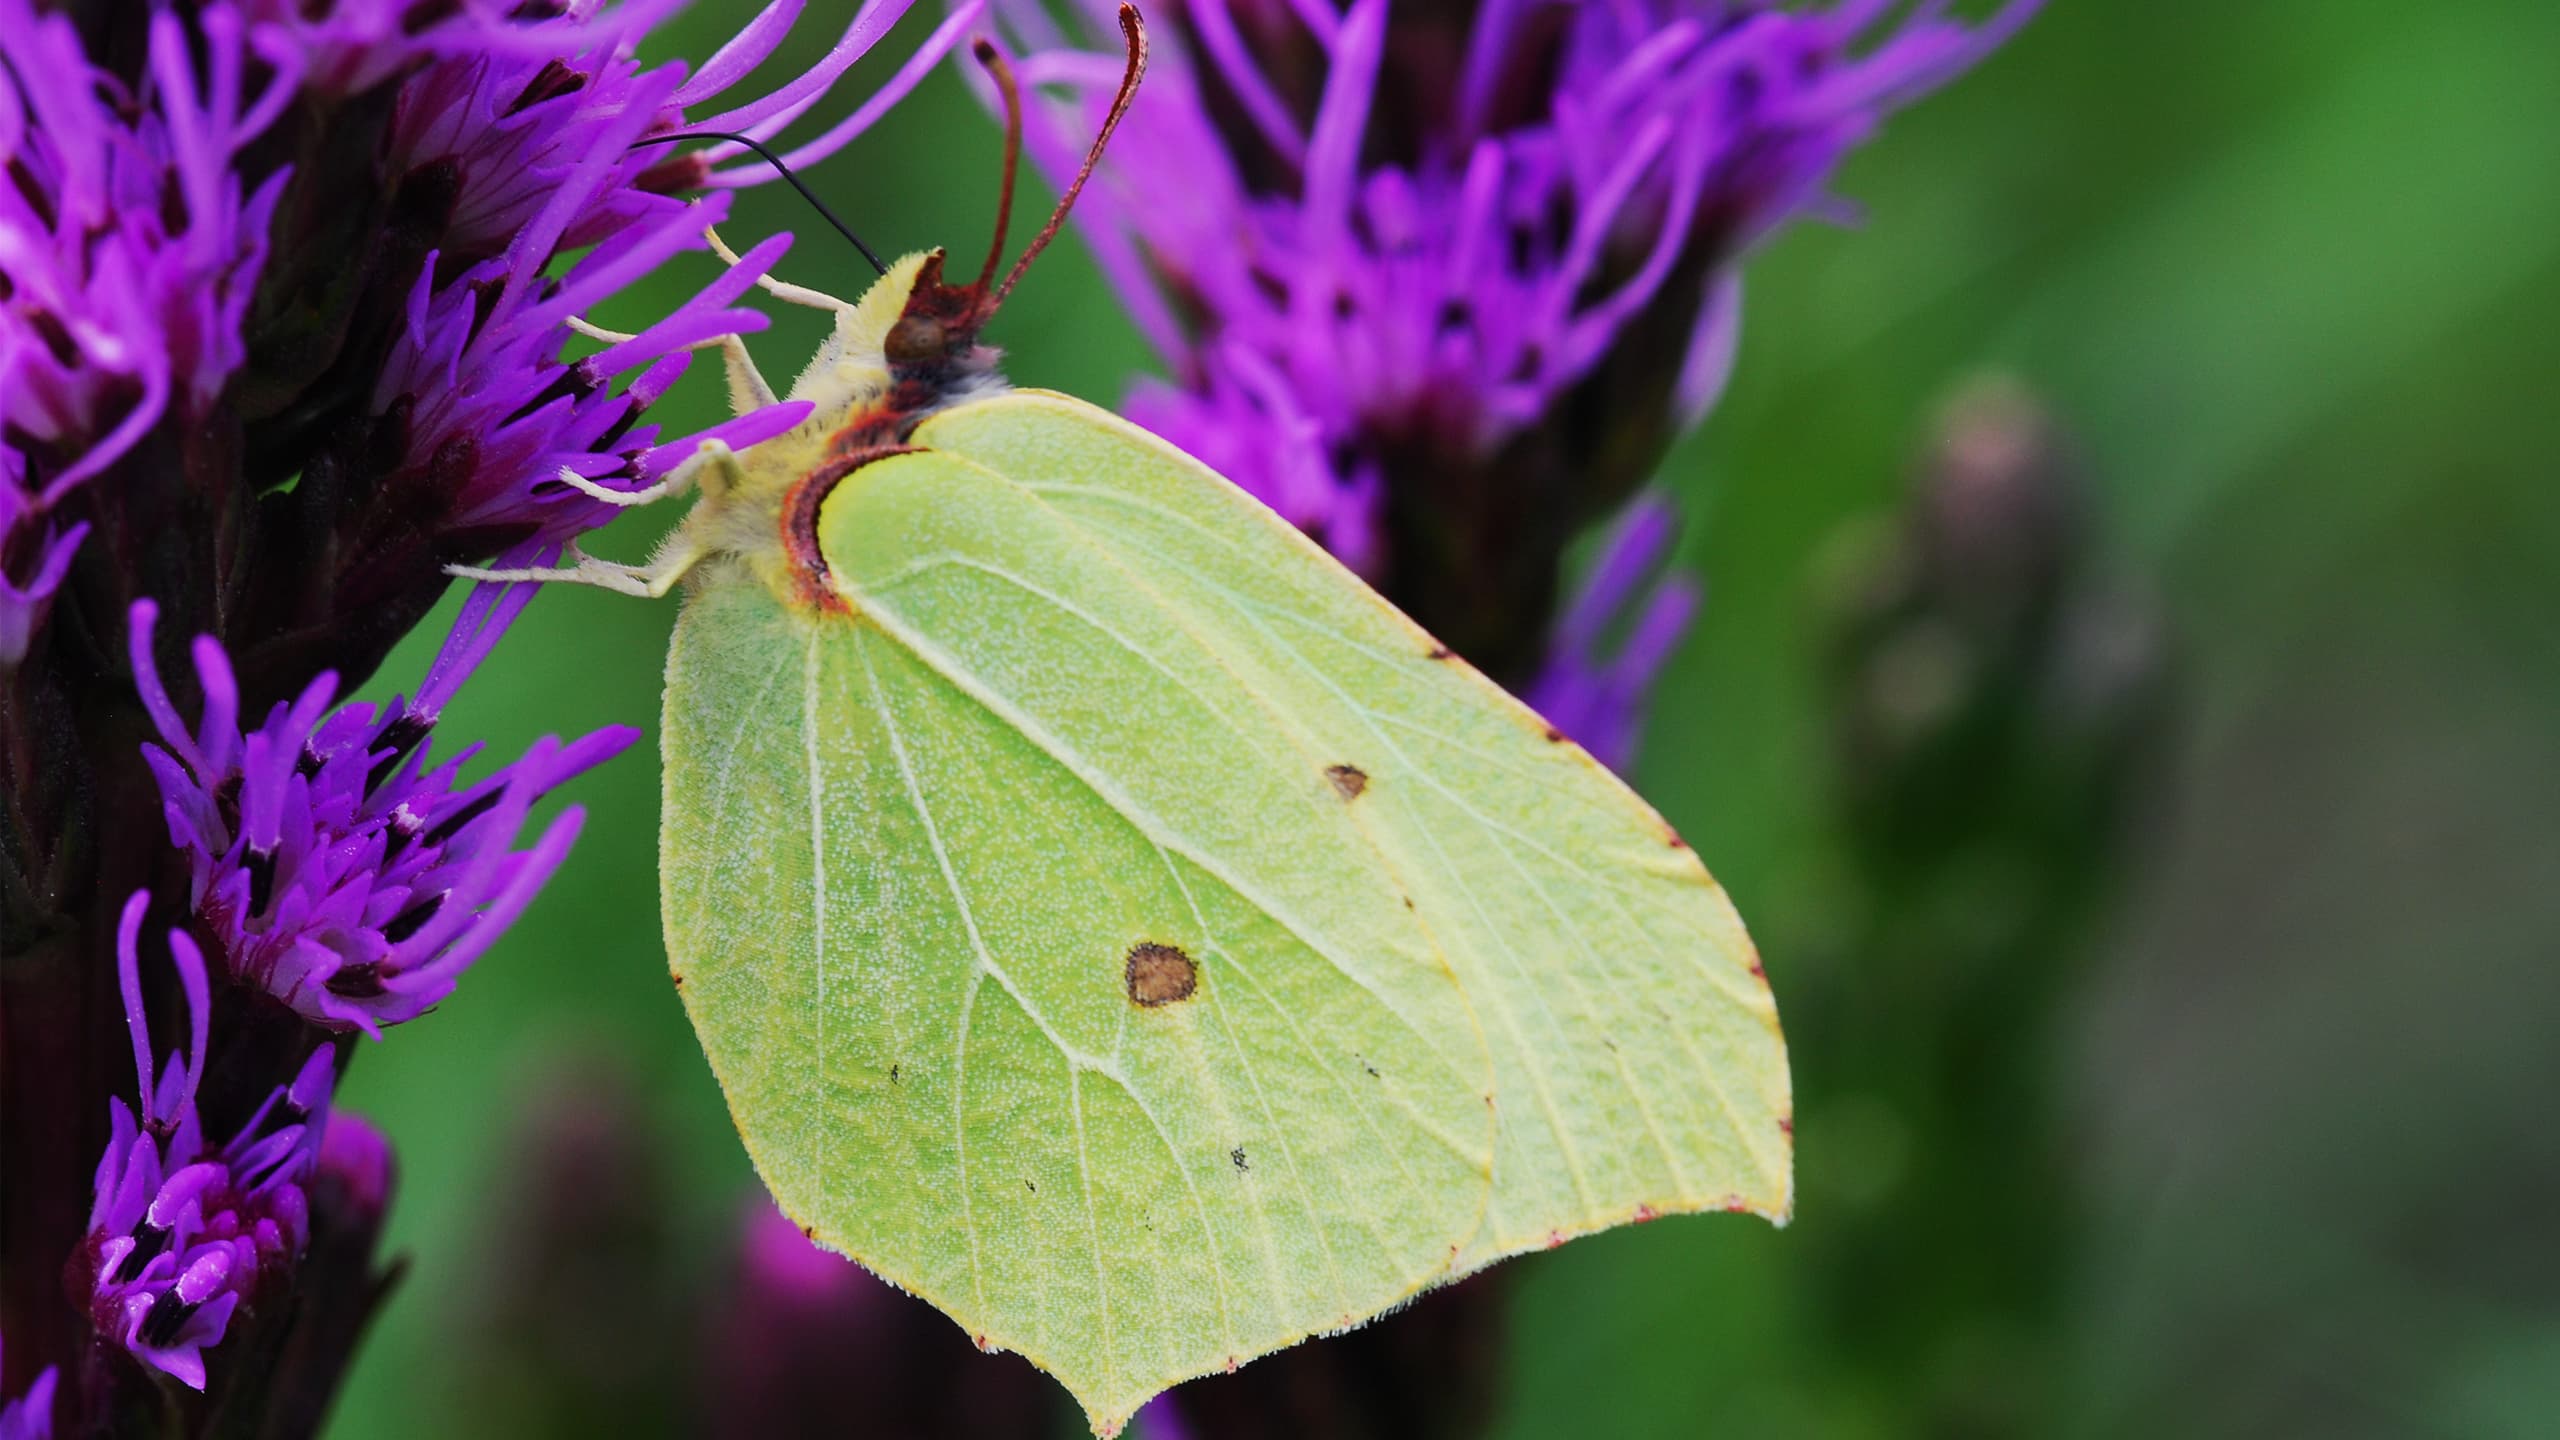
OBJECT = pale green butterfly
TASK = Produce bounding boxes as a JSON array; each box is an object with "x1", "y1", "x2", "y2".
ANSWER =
[{"x1": 456, "y1": 11, "x2": 1789, "y2": 1433}]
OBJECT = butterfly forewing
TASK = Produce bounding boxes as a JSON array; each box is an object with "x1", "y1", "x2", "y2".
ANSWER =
[{"x1": 901, "y1": 392, "x2": 1794, "y2": 1266}]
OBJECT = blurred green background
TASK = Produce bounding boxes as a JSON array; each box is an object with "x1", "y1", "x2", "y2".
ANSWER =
[{"x1": 332, "y1": 0, "x2": 2560, "y2": 1434}]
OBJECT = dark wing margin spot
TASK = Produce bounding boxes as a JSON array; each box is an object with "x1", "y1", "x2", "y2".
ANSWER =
[
  {"x1": 1324, "y1": 763, "x2": 1369, "y2": 799},
  {"x1": 1124, "y1": 942, "x2": 1198, "y2": 1007}
]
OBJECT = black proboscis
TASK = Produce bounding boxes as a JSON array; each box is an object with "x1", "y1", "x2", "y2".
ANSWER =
[{"x1": 632, "y1": 130, "x2": 889, "y2": 276}]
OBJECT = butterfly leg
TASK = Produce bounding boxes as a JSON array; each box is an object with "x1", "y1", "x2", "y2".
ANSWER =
[
  {"x1": 568, "y1": 316, "x2": 777, "y2": 415},
  {"x1": 446, "y1": 539, "x2": 703, "y2": 599},
  {"x1": 547, "y1": 438, "x2": 746, "y2": 513},
  {"x1": 707, "y1": 223, "x2": 859, "y2": 315}
]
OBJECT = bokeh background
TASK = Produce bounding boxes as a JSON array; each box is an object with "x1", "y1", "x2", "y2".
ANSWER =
[{"x1": 330, "y1": 0, "x2": 2560, "y2": 1434}]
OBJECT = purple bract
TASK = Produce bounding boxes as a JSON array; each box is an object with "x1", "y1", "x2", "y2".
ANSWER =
[{"x1": 129, "y1": 590, "x2": 636, "y2": 1034}]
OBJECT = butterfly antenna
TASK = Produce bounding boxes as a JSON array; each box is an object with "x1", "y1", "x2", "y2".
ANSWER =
[
  {"x1": 632, "y1": 130, "x2": 890, "y2": 277},
  {"x1": 971, "y1": 38, "x2": 1024, "y2": 296},
  {"x1": 989, "y1": 3, "x2": 1147, "y2": 311}
]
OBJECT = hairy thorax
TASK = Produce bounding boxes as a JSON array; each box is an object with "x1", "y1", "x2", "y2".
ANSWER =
[{"x1": 669, "y1": 250, "x2": 1010, "y2": 613}]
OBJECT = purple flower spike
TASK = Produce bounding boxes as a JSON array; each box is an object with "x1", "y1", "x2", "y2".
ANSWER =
[
  {"x1": 995, "y1": 0, "x2": 2034, "y2": 681},
  {"x1": 1524, "y1": 496, "x2": 1703, "y2": 773},
  {"x1": 82, "y1": 893, "x2": 338, "y2": 1392},
  {"x1": 128, "y1": 592, "x2": 637, "y2": 1034},
  {"x1": 4, "y1": 0, "x2": 960, "y2": 1421}
]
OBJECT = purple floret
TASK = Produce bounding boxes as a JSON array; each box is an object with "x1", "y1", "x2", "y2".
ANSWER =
[
  {"x1": 129, "y1": 590, "x2": 636, "y2": 1034},
  {"x1": 81, "y1": 894, "x2": 335, "y2": 1390}
]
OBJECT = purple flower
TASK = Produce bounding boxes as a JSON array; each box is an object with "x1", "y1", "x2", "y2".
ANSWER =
[
  {"x1": 1524, "y1": 497, "x2": 1703, "y2": 772},
  {"x1": 994, "y1": 0, "x2": 2033, "y2": 695},
  {"x1": 4, "y1": 0, "x2": 960, "y2": 1424},
  {"x1": 0, "y1": 0, "x2": 295, "y2": 661},
  {"x1": 129, "y1": 589, "x2": 636, "y2": 1035},
  {"x1": 80, "y1": 893, "x2": 338, "y2": 1391}
]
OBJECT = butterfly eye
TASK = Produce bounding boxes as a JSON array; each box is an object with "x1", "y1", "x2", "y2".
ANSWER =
[{"x1": 884, "y1": 315, "x2": 948, "y2": 365}]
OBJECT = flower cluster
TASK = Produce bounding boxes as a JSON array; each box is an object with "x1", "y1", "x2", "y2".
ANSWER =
[
  {"x1": 996, "y1": 0, "x2": 2034, "y2": 711},
  {"x1": 131, "y1": 590, "x2": 636, "y2": 1034},
  {"x1": 0, "y1": 0, "x2": 294, "y2": 661},
  {"x1": 81, "y1": 895, "x2": 337, "y2": 1390},
  {"x1": 1, "y1": 0, "x2": 955, "y2": 1426}
]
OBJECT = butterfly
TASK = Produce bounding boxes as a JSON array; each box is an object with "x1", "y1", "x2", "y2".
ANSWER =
[{"x1": 455, "y1": 10, "x2": 1789, "y2": 1433}]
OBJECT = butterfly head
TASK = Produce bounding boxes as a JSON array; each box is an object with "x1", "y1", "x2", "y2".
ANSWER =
[
  {"x1": 878, "y1": 249, "x2": 991, "y2": 380},
  {"x1": 879, "y1": 6, "x2": 1147, "y2": 387}
]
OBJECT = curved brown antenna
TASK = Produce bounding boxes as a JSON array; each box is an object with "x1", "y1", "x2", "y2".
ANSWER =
[
  {"x1": 989, "y1": 4, "x2": 1148, "y2": 311},
  {"x1": 971, "y1": 38, "x2": 1025, "y2": 296}
]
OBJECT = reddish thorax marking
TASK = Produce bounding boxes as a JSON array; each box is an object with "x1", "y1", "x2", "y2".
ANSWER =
[
  {"x1": 781, "y1": 444, "x2": 923, "y2": 612},
  {"x1": 775, "y1": 252, "x2": 1000, "y2": 607},
  {"x1": 770, "y1": 15, "x2": 1147, "y2": 606}
]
